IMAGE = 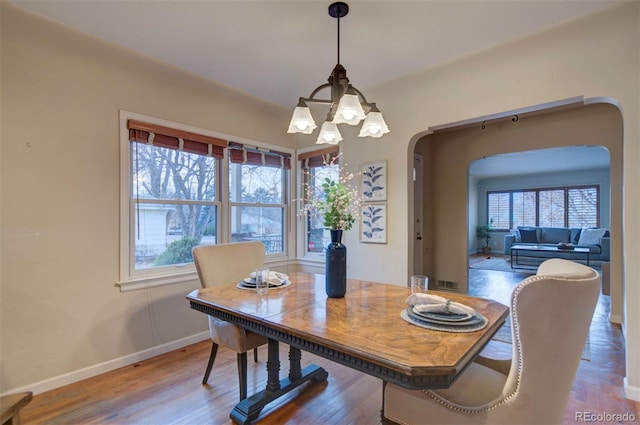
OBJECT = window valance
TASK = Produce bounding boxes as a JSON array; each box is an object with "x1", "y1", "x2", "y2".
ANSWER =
[
  {"x1": 298, "y1": 146, "x2": 340, "y2": 168},
  {"x1": 127, "y1": 119, "x2": 227, "y2": 159},
  {"x1": 228, "y1": 142, "x2": 292, "y2": 169}
]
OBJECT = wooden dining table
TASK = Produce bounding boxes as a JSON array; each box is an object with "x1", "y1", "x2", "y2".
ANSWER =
[{"x1": 186, "y1": 272, "x2": 509, "y2": 424}]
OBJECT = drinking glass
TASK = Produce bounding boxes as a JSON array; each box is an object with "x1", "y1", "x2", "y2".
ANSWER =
[
  {"x1": 255, "y1": 267, "x2": 270, "y2": 295},
  {"x1": 410, "y1": 275, "x2": 428, "y2": 294}
]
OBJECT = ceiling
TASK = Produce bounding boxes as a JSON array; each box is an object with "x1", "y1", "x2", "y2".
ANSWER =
[
  {"x1": 10, "y1": 0, "x2": 625, "y2": 109},
  {"x1": 469, "y1": 145, "x2": 610, "y2": 178},
  {"x1": 9, "y1": 1, "x2": 619, "y2": 177}
]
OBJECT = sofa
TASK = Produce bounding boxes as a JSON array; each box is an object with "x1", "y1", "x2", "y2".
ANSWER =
[{"x1": 504, "y1": 226, "x2": 610, "y2": 262}]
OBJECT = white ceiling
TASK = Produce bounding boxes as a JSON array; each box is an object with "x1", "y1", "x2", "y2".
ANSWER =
[
  {"x1": 9, "y1": 0, "x2": 619, "y2": 177},
  {"x1": 469, "y1": 145, "x2": 610, "y2": 178},
  {"x1": 10, "y1": 0, "x2": 625, "y2": 108}
]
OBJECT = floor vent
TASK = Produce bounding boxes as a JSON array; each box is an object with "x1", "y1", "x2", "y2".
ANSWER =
[{"x1": 434, "y1": 280, "x2": 459, "y2": 290}]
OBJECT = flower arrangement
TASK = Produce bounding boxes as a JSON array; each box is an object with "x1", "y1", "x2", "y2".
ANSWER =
[
  {"x1": 315, "y1": 178, "x2": 360, "y2": 230},
  {"x1": 301, "y1": 172, "x2": 361, "y2": 231}
]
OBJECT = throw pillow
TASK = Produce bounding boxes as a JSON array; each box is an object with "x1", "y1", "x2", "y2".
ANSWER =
[
  {"x1": 518, "y1": 227, "x2": 538, "y2": 243},
  {"x1": 540, "y1": 227, "x2": 570, "y2": 244},
  {"x1": 578, "y1": 228, "x2": 607, "y2": 246},
  {"x1": 573, "y1": 228, "x2": 582, "y2": 244}
]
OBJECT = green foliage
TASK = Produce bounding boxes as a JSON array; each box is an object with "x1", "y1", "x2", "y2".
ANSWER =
[
  {"x1": 154, "y1": 236, "x2": 201, "y2": 266},
  {"x1": 319, "y1": 178, "x2": 358, "y2": 231},
  {"x1": 204, "y1": 221, "x2": 216, "y2": 236},
  {"x1": 476, "y1": 224, "x2": 492, "y2": 248}
]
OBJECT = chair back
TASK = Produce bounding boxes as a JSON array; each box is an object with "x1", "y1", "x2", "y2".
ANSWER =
[
  {"x1": 193, "y1": 242, "x2": 266, "y2": 289},
  {"x1": 502, "y1": 258, "x2": 600, "y2": 423}
]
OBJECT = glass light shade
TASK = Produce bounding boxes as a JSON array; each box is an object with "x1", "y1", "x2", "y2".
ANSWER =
[
  {"x1": 287, "y1": 105, "x2": 317, "y2": 134},
  {"x1": 332, "y1": 92, "x2": 366, "y2": 125},
  {"x1": 358, "y1": 111, "x2": 390, "y2": 138},
  {"x1": 316, "y1": 121, "x2": 343, "y2": 145}
]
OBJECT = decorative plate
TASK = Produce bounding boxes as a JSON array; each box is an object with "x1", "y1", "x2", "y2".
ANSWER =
[
  {"x1": 401, "y1": 308, "x2": 488, "y2": 333},
  {"x1": 411, "y1": 307, "x2": 473, "y2": 322},
  {"x1": 236, "y1": 280, "x2": 292, "y2": 291},
  {"x1": 406, "y1": 307, "x2": 484, "y2": 326}
]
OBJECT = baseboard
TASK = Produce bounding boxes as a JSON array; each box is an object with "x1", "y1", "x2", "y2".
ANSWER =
[
  {"x1": 3, "y1": 331, "x2": 209, "y2": 396},
  {"x1": 624, "y1": 377, "x2": 640, "y2": 402}
]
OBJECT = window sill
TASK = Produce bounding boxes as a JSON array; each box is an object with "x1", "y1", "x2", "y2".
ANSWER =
[
  {"x1": 116, "y1": 271, "x2": 200, "y2": 292},
  {"x1": 116, "y1": 257, "x2": 310, "y2": 293},
  {"x1": 297, "y1": 256, "x2": 324, "y2": 264}
]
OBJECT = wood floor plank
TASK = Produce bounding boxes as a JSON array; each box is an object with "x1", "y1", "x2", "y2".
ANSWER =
[{"x1": 20, "y1": 267, "x2": 640, "y2": 424}]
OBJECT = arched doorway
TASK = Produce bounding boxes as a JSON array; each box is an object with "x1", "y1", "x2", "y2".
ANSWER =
[{"x1": 411, "y1": 100, "x2": 623, "y2": 322}]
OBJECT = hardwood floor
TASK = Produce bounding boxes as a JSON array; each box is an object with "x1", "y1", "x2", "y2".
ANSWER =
[{"x1": 20, "y1": 268, "x2": 639, "y2": 424}]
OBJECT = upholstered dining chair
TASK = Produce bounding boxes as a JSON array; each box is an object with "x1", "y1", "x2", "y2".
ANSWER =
[
  {"x1": 192, "y1": 242, "x2": 268, "y2": 401},
  {"x1": 383, "y1": 258, "x2": 600, "y2": 425}
]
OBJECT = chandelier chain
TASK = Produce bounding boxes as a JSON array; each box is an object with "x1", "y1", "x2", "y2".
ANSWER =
[{"x1": 337, "y1": 8, "x2": 340, "y2": 65}]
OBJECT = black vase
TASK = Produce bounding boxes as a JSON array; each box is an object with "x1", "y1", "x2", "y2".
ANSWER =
[{"x1": 326, "y1": 229, "x2": 347, "y2": 298}]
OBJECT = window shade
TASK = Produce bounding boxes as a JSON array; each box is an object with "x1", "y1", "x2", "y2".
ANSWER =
[
  {"x1": 228, "y1": 141, "x2": 291, "y2": 169},
  {"x1": 127, "y1": 119, "x2": 227, "y2": 159},
  {"x1": 298, "y1": 146, "x2": 340, "y2": 168},
  {"x1": 487, "y1": 192, "x2": 510, "y2": 230}
]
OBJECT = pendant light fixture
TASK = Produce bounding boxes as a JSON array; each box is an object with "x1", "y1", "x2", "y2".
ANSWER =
[{"x1": 286, "y1": 2, "x2": 389, "y2": 144}]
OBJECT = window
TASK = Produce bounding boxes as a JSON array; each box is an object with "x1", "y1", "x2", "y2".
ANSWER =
[
  {"x1": 304, "y1": 165, "x2": 338, "y2": 253},
  {"x1": 539, "y1": 189, "x2": 565, "y2": 227},
  {"x1": 487, "y1": 192, "x2": 510, "y2": 229},
  {"x1": 568, "y1": 187, "x2": 599, "y2": 227},
  {"x1": 298, "y1": 147, "x2": 340, "y2": 256},
  {"x1": 119, "y1": 112, "x2": 291, "y2": 290},
  {"x1": 512, "y1": 191, "x2": 536, "y2": 228},
  {"x1": 132, "y1": 143, "x2": 219, "y2": 271},
  {"x1": 486, "y1": 185, "x2": 599, "y2": 230},
  {"x1": 228, "y1": 143, "x2": 290, "y2": 255}
]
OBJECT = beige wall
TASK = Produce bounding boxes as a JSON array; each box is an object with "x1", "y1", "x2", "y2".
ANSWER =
[
  {"x1": 418, "y1": 104, "x2": 622, "y2": 297},
  {"x1": 2, "y1": 0, "x2": 639, "y2": 402},
  {"x1": 1, "y1": 4, "x2": 293, "y2": 392}
]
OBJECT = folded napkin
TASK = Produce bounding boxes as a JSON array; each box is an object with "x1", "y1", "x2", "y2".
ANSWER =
[
  {"x1": 405, "y1": 293, "x2": 473, "y2": 315},
  {"x1": 249, "y1": 271, "x2": 289, "y2": 286}
]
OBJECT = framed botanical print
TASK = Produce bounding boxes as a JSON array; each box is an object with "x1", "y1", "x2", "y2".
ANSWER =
[
  {"x1": 361, "y1": 160, "x2": 387, "y2": 201},
  {"x1": 360, "y1": 202, "x2": 387, "y2": 244}
]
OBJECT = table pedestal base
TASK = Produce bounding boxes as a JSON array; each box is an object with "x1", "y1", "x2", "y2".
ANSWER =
[{"x1": 230, "y1": 340, "x2": 328, "y2": 424}]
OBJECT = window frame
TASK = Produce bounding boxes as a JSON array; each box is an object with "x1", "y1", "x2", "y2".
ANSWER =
[
  {"x1": 486, "y1": 184, "x2": 600, "y2": 231},
  {"x1": 118, "y1": 110, "x2": 292, "y2": 291},
  {"x1": 228, "y1": 158, "x2": 289, "y2": 260}
]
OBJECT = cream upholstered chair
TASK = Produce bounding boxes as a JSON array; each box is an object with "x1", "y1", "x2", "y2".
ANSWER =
[
  {"x1": 383, "y1": 258, "x2": 600, "y2": 425},
  {"x1": 192, "y1": 242, "x2": 268, "y2": 401}
]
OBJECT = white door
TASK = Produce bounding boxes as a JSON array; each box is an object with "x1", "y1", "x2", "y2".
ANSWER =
[{"x1": 413, "y1": 153, "x2": 424, "y2": 275}]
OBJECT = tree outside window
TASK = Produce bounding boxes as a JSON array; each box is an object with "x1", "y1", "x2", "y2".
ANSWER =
[
  {"x1": 132, "y1": 143, "x2": 218, "y2": 269},
  {"x1": 229, "y1": 162, "x2": 286, "y2": 254}
]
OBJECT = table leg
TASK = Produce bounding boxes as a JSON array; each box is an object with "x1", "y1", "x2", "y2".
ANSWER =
[
  {"x1": 511, "y1": 249, "x2": 521, "y2": 268},
  {"x1": 230, "y1": 339, "x2": 328, "y2": 425},
  {"x1": 289, "y1": 346, "x2": 302, "y2": 381},
  {"x1": 266, "y1": 339, "x2": 281, "y2": 392}
]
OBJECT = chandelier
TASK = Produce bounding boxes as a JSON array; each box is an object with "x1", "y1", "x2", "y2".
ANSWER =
[{"x1": 287, "y1": 2, "x2": 389, "y2": 145}]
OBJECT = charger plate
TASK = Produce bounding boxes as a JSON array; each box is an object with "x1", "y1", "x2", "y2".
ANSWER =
[
  {"x1": 236, "y1": 280, "x2": 292, "y2": 291},
  {"x1": 401, "y1": 308, "x2": 488, "y2": 333},
  {"x1": 412, "y1": 307, "x2": 473, "y2": 322},
  {"x1": 407, "y1": 307, "x2": 483, "y2": 326}
]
